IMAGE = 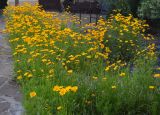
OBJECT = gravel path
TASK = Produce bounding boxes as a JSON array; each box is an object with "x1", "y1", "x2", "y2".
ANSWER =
[{"x1": 0, "y1": 16, "x2": 23, "y2": 115}]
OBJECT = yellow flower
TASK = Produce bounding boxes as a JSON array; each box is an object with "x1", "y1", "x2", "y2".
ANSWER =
[
  {"x1": 42, "y1": 59, "x2": 47, "y2": 62},
  {"x1": 17, "y1": 75, "x2": 22, "y2": 80},
  {"x1": 53, "y1": 85, "x2": 63, "y2": 92},
  {"x1": 59, "y1": 88, "x2": 67, "y2": 96},
  {"x1": 30, "y1": 91, "x2": 36, "y2": 98},
  {"x1": 67, "y1": 70, "x2": 73, "y2": 74},
  {"x1": 156, "y1": 67, "x2": 160, "y2": 70},
  {"x1": 70, "y1": 86, "x2": 78, "y2": 92},
  {"x1": 49, "y1": 69, "x2": 54, "y2": 74},
  {"x1": 24, "y1": 37, "x2": 31, "y2": 43},
  {"x1": 102, "y1": 77, "x2": 107, "y2": 80},
  {"x1": 82, "y1": 52, "x2": 87, "y2": 55},
  {"x1": 105, "y1": 67, "x2": 110, "y2": 71},
  {"x1": 57, "y1": 106, "x2": 62, "y2": 110},
  {"x1": 153, "y1": 74, "x2": 160, "y2": 78},
  {"x1": 70, "y1": 57, "x2": 76, "y2": 61},
  {"x1": 149, "y1": 86, "x2": 155, "y2": 89},
  {"x1": 24, "y1": 72, "x2": 29, "y2": 76},
  {"x1": 65, "y1": 86, "x2": 72, "y2": 91},
  {"x1": 16, "y1": 60, "x2": 20, "y2": 62},
  {"x1": 111, "y1": 86, "x2": 116, "y2": 89},
  {"x1": 113, "y1": 66, "x2": 118, "y2": 70},
  {"x1": 100, "y1": 44, "x2": 105, "y2": 49},
  {"x1": 119, "y1": 72, "x2": 125, "y2": 77},
  {"x1": 92, "y1": 76, "x2": 98, "y2": 80},
  {"x1": 86, "y1": 55, "x2": 91, "y2": 58},
  {"x1": 17, "y1": 70, "x2": 22, "y2": 73},
  {"x1": 28, "y1": 73, "x2": 33, "y2": 78}
]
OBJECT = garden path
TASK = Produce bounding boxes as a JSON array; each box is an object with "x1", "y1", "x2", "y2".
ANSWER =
[{"x1": 0, "y1": 17, "x2": 23, "y2": 115}]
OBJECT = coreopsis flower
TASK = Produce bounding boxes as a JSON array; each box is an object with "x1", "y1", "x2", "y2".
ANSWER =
[
  {"x1": 102, "y1": 77, "x2": 107, "y2": 80},
  {"x1": 105, "y1": 67, "x2": 110, "y2": 71},
  {"x1": 17, "y1": 75, "x2": 22, "y2": 80},
  {"x1": 30, "y1": 91, "x2": 36, "y2": 98},
  {"x1": 59, "y1": 88, "x2": 67, "y2": 96},
  {"x1": 149, "y1": 86, "x2": 155, "y2": 90},
  {"x1": 119, "y1": 72, "x2": 126, "y2": 77},
  {"x1": 111, "y1": 86, "x2": 116, "y2": 89},
  {"x1": 57, "y1": 106, "x2": 62, "y2": 110},
  {"x1": 65, "y1": 86, "x2": 72, "y2": 91},
  {"x1": 92, "y1": 76, "x2": 98, "y2": 80},
  {"x1": 67, "y1": 70, "x2": 73, "y2": 74},
  {"x1": 53, "y1": 85, "x2": 63, "y2": 92},
  {"x1": 70, "y1": 86, "x2": 78, "y2": 92},
  {"x1": 153, "y1": 74, "x2": 160, "y2": 78}
]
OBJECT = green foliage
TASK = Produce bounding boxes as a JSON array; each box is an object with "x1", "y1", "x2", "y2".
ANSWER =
[
  {"x1": 22, "y1": 57, "x2": 160, "y2": 115},
  {"x1": 138, "y1": 0, "x2": 160, "y2": 19},
  {"x1": 127, "y1": 0, "x2": 141, "y2": 17},
  {"x1": 101, "y1": 13, "x2": 153, "y2": 62},
  {"x1": 99, "y1": 0, "x2": 141, "y2": 16},
  {"x1": 99, "y1": 0, "x2": 131, "y2": 15}
]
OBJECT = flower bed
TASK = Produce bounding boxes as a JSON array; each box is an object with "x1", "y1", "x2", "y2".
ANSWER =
[{"x1": 4, "y1": 3, "x2": 160, "y2": 115}]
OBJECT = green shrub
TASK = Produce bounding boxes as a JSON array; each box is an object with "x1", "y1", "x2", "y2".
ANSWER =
[
  {"x1": 99, "y1": 0, "x2": 141, "y2": 16},
  {"x1": 128, "y1": 0, "x2": 141, "y2": 17},
  {"x1": 97, "y1": 12, "x2": 154, "y2": 63},
  {"x1": 138, "y1": 0, "x2": 160, "y2": 19},
  {"x1": 99, "y1": 0, "x2": 131, "y2": 15}
]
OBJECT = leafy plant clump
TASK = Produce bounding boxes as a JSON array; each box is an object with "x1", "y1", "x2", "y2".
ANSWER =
[{"x1": 138, "y1": 0, "x2": 160, "y2": 19}]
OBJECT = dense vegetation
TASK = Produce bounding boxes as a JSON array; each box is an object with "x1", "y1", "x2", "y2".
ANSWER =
[{"x1": 4, "y1": 3, "x2": 160, "y2": 115}]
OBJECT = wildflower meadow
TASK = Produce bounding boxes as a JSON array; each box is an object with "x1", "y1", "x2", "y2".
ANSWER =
[{"x1": 3, "y1": 3, "x2": 160, "y2": 115}]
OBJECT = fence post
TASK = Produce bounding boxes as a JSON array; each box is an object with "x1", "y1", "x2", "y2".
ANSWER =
[
  {"x1": 80, "y1": 10, "x2": 82, "y2": 25},
  {"x1": 96, "y1": 13, "x2": 98, "y2": 24},
  {"x1": 89, "y1": 0, "x2": 92, "y2": 23}
]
